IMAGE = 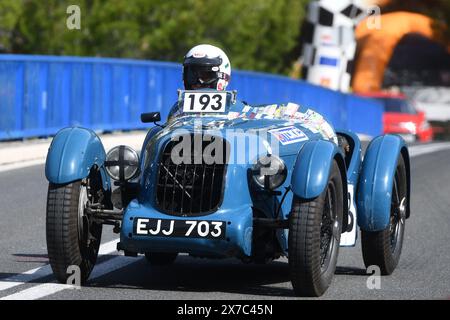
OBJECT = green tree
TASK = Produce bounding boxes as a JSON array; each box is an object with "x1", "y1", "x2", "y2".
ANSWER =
[
  {"x1": 0, "y1": 0, "x2": 23, "y2": 52},
  {"x1": 1, "y1": 0, "x2": 310, "y2": 75}
]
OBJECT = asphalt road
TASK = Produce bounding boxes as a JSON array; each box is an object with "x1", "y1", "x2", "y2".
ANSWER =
[{"x1": 0, "y1": 142, "x2": 450, "y2": 300}]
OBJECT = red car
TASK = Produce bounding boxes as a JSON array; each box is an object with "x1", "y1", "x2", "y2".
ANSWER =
[{"x1": 360, "y1": 92, "x2": 433, "y2": 143}]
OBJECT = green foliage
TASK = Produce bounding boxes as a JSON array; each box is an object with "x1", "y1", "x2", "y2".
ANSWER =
[
  {"x1": 0, "y1": 0, "x2": 23, "y2": 52},
  {"x1": 0, "y1": 0, "x2": 309, "y2": 75}
]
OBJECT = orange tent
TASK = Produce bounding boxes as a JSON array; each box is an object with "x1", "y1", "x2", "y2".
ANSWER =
[{"x1": 352, "y1": 11, "x2": 448, "y2": 93}]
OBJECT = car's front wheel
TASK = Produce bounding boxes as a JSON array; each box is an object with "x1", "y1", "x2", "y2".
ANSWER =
[
  {"x1": 46, "y1": 178, "x2": 103, "y2": 284},
  {"x1": 288, "y1": 160, "x2": 344, "y2": 297}
]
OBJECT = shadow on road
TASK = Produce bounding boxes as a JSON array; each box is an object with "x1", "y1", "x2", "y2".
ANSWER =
[
  {"x1": 335, "y1": 266, "x2": 367, "y2": 276},
  {"x1": 0, "y1": 254, "x2": 368, "y2": 298},
  {"x1": 87, "y1": 255, "x2": 297, "y2": 297},
  {"x1": 84, "y1": 256, "x2": 368, "y2": 298}
]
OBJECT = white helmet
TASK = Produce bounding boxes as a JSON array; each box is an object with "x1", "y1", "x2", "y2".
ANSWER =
[{"x1": 183, "y1": 44, "x2": 231, "y2": 91}]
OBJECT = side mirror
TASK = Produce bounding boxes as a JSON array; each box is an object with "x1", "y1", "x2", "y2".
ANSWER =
[{"x1": 141, "y1": 112, "x2": 161, "y2": 123}]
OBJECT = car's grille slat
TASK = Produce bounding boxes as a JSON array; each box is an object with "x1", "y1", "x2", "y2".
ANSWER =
[
  {"x1": 189, "y1": 164, "x2": 197, "y2": 214},
  {"x1": 155, "y1": 134, "x2": 228, "y2": 216},
  {"x1": 209, "y1": 164, "x2": 216, "y2": 210},
  {"x1": 199, "y1": 164, "x2": 207, "y2": 212},
  {"x1": 180, "y1": 165, "x2": 188, "y2": 213},
  {"x1": 161, "y1": 164, "x2": 170, "y2": 209},
  {"x1": 171, "y1": 164, "x2": 179, "y2": 214}
]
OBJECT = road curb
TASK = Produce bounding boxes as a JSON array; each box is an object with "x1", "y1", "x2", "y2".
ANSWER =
[{"x1": 0, "y1": 131, "x2": 147, "y2": 169}]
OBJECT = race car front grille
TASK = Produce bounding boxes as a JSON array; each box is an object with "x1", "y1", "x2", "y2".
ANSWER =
[{"x1": 155, "y1": 134, "x2": 229, "y2": 216}]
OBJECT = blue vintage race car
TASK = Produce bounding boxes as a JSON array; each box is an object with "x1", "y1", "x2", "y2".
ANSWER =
[{"x1": 45, "y1": 90, "x2": 410, "y2": 297}]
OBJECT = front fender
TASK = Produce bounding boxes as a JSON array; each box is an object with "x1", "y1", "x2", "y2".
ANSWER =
[
  {"x1": 357, "y1": 134, "x2": 410, "y2": 231},
  {"x1": 45, "y1": 127, "x2": 108, "y2": 185},
  {"x1": 291, "y1": 140, "x2": 345, "y2": 199}
]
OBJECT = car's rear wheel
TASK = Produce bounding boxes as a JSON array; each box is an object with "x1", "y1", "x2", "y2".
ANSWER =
[
  {"x1": 361, "y1": 155, "x2": 407, "y2": 275},
  {"x1": 288, "y1": 160, "x2": 344, "y2": 297},
  {"x1": 46, "y1": 177, "x2": 103, "y2": 284},
  {"x1": 145, "y1": 252, "x2": 178, "y2": 265}
]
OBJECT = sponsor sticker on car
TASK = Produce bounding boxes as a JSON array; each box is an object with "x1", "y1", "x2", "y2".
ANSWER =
[
  {"x1": 301, "y1": 122, "x2": 320, "y2": 134},
  {"x1": 285, "y1": 103, "x2": 299, "y2": 117},
  {"x1": 269, "y1": 126, "x2": 308, "y2": 145},
  {"x1": 227, "y1": 111, "x2": 240, "y2": 120}
]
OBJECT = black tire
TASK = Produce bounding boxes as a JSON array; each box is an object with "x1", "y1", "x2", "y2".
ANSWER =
[
  {"x1": 46, "y1": 180, "x2": 102, "y2": 284},
  {"x1": 145, "y1": 252, "x2": 178, "y2": 266},
  {"x1": 288, "y1": 160, "x2": 344, "y2": 297},
  {"x1": 361, "y1": 155, "x2": 407, "y2": 275}
]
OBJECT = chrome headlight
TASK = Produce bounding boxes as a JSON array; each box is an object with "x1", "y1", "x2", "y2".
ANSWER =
[
  {"x1": 252, "y1": 155, "x2": 287, "y2": 190},
  {"x1": 105, "y1": 145, "x2": 139, "y2": 181}
]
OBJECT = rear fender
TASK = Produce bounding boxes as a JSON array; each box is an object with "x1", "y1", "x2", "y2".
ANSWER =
[{"x1": 357, "y1": 134, "x2": 410, "y2": 231}]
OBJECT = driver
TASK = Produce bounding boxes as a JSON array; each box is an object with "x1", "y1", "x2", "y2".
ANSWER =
[
  {"x1": 168, "y1": 44, "x2": 232, "y2": 120},
  {"x1": 183, "y1": 44, "x2": 231, "y2": 91}
]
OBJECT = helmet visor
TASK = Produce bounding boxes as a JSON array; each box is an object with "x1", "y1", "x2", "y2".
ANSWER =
[
  {"x1": 184, "y1": 65, "x2": 220, "y2": 89},
  {"x1": 197, "y1": 70, "x2": 219, "y2": 85}
]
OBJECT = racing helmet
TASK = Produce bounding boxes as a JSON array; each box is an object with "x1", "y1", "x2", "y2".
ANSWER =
[{"x1": 183, "y1": 44, "x2": 231, "y2": 91}]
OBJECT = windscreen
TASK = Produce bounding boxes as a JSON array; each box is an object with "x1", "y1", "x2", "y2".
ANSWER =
[{"x1": 381, "y1": 98, "x2": 417, "y2": 114}]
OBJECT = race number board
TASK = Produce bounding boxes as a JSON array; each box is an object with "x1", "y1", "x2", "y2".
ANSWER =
[{"x1": 182, "y1": 91, "x2": 228, "y2": 113}]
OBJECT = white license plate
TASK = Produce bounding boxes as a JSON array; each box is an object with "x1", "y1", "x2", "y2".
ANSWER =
[
  {"x1": 183, "y1": 92, "x2": 227, "y2": 113},
  {"x1": 134, "y1": 218, "x2": 226, "y2": 239}
]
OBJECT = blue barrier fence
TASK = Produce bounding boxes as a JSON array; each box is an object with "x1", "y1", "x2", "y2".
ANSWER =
[{"x1": 0, "y1": 54, "x2": 382, "y2": 141}]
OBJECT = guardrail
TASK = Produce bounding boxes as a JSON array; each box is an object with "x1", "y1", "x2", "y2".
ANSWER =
[{"x1": 0, "y1": 54, "x2": 383, "y2": 141}]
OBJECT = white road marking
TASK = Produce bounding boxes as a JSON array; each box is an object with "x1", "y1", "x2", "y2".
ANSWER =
[
  {"x1": 0, "y1": 159, "x2": 46, "y2": 173},
  {"x1": 0, "y1": 283, "x2": 78, "y2": 300},
  {"x1": 0, "y1": 238, "x2": 119, "y2": 293},
  {"x1": 0, "y1": 132, "x2": 145, "y2": 173},
  {"x1": 0, "y1": 265, "x2": 52, "y2": 291},
  {"x1": 408, "y1": 142, "x2": 450, "y2": 158},
  {"x1": 0, "y1": 255, "x2": 137, "y2": 300},
  {"x1": 98, "y1": 238, "x2": 120, "y2": 255}
]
